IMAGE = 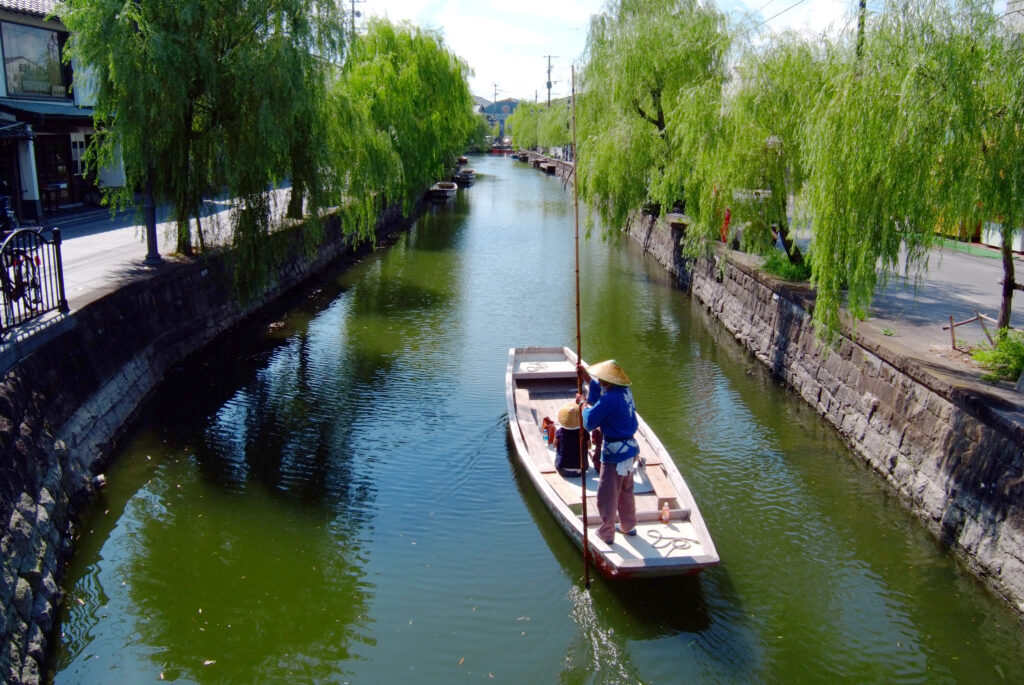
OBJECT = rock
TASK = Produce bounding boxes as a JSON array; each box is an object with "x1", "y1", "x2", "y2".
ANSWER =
[
  {"x1": 14, "y1": 577, "x2": 32, "y2": 620},
  {"x1": 26, "y1": 621, "x2": 45, "y2": 663},
  {"x1": 19, "y1": 653, "x2": 41, "y2": 685},
  {"x1": 7, "y1": 507, "x2": 33, "y2": 549},
  {"x1": 31, "y1": 589, "x2": 54, "y2": 634},
  {"x1": 0, "y1": 558, "x2": 13, "y2": 607}
]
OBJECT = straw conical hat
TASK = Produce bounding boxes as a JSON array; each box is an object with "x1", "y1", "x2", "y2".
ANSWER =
[
  {"x1": 587, "y1": 359, "x2": 631, "y2": 386},
  {"x1": 557, "y1": 402, "x2": 582, "y2": 429}
]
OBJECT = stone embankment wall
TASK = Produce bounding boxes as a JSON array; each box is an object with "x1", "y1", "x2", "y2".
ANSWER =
[
  {"x1": 520, "y1": 152, "x2": 574, "y2": 184},
  {"x1": 626, "y1": 214, "x2": 1024, "y2": 617},
  {"x1": 0, "y1": 205, "x2": 416, "y2": 683}
]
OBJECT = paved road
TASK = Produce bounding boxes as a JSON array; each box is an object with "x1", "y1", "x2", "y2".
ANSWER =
[{"x1": 866, "y1": 242, "x2": 1024, "y2": 357}]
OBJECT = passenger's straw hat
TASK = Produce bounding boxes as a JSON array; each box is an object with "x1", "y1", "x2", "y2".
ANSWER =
[
  {"x1": 557, "y1": 402, "x2": 582, "y2": 429},
  {"x1": 587, "y1": 359, "x2": 631, "y2": 386}
]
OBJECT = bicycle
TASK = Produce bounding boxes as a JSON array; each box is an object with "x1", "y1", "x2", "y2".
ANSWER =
[{"x1": 1, "y1": 242, "x2": 43, "y2": 312}]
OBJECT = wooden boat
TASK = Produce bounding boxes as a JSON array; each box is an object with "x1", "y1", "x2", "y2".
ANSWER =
[
  {"x1": 454, "y1": 168, "x2": 475, "y2": 187},
  {"x1": 429, "y1": 181, "x2": 458, "y2": 201},
  {"x1": 506, "y1": 345, "x2": 719, "y2": 579}
]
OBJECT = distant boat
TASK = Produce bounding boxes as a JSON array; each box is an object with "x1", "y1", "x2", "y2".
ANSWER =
[
  {"x1": 430, "y1": 181, "x2": 458, "y2": 201},
  {"x1": 457, "y1": 155, "x2": 469, "y2": 165},
  {"x1": 506, "y1": 346, "x2": 720, "y2": 579}
]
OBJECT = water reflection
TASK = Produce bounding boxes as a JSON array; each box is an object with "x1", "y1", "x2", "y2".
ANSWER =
[
  {"x1": 506, "y1": 431, "x2": 711, "y2": 637},
  {"x1": 54, "y1": 153, "x2": 1024, "y2": 683}
]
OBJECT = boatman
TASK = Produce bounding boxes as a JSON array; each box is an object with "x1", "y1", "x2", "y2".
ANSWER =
[{"x1": 576, "y1": 359, "x2": 639, "y2": 545}]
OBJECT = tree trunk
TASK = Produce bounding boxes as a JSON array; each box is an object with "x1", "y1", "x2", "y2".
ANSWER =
[
  {"x1": 997, "y1": 226, "x2": 1016, "y2": 329},
  {"x1": 287, "y1": 177, "x2": 305, "y2": 219},
  {"x1": 771, "y1": 165, "x2": 802, "y2": 264},
  {"x1": 175, "y1": 102, "x2": 194, "y2": 256},
  {"x1": 777, "y1": 217, "x2": 804, "y2": 265}
]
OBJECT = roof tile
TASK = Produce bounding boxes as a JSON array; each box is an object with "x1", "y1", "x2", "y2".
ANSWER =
[{"x1": 0, "y1": 1, "x2": 58, "y2": 18}]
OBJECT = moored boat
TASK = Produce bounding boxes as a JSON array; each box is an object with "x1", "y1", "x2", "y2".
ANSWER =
[
  {"x1": 429, "y1": 181, "x2": 458, "y2": 201},
  {"x1": 454, "y1": 168, "x2": 475, "y2": 187},
  {"x1": 506, "y1": 346, "x2": 719, "y2": 579}
]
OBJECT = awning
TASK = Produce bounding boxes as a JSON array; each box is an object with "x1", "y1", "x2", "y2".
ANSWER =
[
  {"x1": 0, "y1": 121, "x2": 34, "y2": 140},
  {"x1": 0, "y1": 98, "x2": 93, "y2": 126}
]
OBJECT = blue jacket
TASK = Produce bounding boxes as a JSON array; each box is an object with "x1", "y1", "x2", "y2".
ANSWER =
[{"x1": 582, "y1": 380, "x2": 639, "y2": 462}]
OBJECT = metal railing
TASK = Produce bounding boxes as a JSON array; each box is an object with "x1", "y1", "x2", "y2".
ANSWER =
[{"x1": 1, "y1": 227, "x2": 69, "y2": 336}]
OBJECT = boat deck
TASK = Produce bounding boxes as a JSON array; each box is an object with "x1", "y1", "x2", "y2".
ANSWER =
[{"x1": 507, "y1": 346, "x2": 719, "y2": 577}]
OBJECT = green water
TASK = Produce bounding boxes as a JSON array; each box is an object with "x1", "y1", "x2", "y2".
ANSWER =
[{"x1": 54, "y1": 154, "x2": 1024, "y2": 683}]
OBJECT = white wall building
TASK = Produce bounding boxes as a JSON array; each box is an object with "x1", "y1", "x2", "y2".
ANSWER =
[{"x1": 0, "y1": 0, "x2": 123, "y2": 224}]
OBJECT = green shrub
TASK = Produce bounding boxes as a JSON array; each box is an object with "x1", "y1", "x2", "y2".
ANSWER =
[
  {"x1": 973, "y1": 329, "x2": 1024, "y2": 381},
  {"x1": 763, "y1": 250, "x2": 812, "y2": 281}
]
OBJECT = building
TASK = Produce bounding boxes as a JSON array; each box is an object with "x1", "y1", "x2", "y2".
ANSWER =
[
  {"x1": 1008, "y1": 1, "x2": 1024, "y2": 33},
  {"x1": 480, "y1": 98, "x2": 519, "y2": 140},
  {"x1": 0, "y1": 0, "x2": 123, "y2": 224}
]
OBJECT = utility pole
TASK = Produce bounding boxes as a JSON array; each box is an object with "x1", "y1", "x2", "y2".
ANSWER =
[
  {"x1": 856, "y1": 0, "x2": 866, "y2": 58},
  {"x1": 544, "y1": 55, "x2": 559, "y2": 106},
  {"x1": 350, "y1": 0, "x2": 365, "y2": 37},
  {"x1": 491, "y1": 83, "x2": 502, "y2": 138}
]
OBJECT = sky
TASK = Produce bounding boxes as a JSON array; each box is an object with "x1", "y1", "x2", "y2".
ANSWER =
[
  {"x1": 362, "y1": 0, "x2": 1014, "y2": 102},
  {"x1": 355, "y1": 0, "x2": 858, "y2": 102}
]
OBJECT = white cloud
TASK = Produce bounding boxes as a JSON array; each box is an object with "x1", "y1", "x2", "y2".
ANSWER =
[
  {"x1": 361, "y1": 1, "x2": 1013, "y2": 102},
  {"x1": 362, "y1": 0, "x2": 604, "y2": 101}
]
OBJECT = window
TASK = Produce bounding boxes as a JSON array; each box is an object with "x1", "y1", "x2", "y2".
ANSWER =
[{"x1": 2, "y1": 21, "x2": 69, "y2": 98}]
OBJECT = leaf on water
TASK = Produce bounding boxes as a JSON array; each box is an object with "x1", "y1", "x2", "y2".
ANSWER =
[
  {"x1": 516, "y1": 616, "x2": 530, "y2": 621},
  {"x1": 203, "y1": 659, "x2": 216, "y2": 666},
  {"x1": 459, "y1": 657, "x2": 464, "y2": 665}
]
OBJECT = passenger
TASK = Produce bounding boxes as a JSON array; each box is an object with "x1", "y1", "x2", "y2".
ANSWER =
[
  {"x1": 576, "y1": 360, "x2": 639, "y2": 545},
  {"x1": 552, "y1": 402, "x2": 590, "y2": 478}
]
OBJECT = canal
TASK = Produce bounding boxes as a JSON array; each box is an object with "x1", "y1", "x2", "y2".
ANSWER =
[{"x1": 54, "y1": 154, "x2": 1024, "y2": 683}]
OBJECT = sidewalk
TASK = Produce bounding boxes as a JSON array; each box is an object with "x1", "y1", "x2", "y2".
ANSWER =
[{"x1": 862, "y1": 241, "x2": 1024, "y2": 400}]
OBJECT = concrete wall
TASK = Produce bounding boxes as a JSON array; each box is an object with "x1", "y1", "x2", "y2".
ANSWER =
[
  {"x1": 0, "y1": 204, "x2": 416, "y2": 684},
  {"x1": 625, "y1": 213, "x2": 1024, "y2": 617}
]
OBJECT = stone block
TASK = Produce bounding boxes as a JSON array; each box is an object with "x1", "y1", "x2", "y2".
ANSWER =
[
  {"x1": 6, "y1": 508, "x2": 32, "y2": 557},
  {"x1": 0, "y1": 562, "x2": 12, "y2": 607},
  {"x1": 31, "y1": 589, "x2": 54, "y2": 635},
  {"x1": 25, "y1": 621, "x2": 45, "y2": 663},
  {"x1": 19, "y1": 653, "x2": 40, "y2": 685},
  {"x1": 957, "y1": 514, "x2": 985, "y2": 554},
  {"x1": 5, "y1": 640, "x2": 22, "y2": 685},
  {"x1": 14, "y1": 577, "x2": 32, "y2": 620}
]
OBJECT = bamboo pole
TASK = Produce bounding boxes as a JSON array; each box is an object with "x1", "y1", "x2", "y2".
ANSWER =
[{"x1": 571, "y1": 65, "x2": 591, "y2": 591}]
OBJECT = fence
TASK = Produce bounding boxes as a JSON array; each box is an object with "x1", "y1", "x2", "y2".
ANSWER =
[{"x1": 1, "y1": 227, "x2": 69, "y2": 336}]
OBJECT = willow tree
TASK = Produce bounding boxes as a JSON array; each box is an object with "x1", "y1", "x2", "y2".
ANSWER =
[
  {"x1": 699, "y1": 32, "x2": 830, "y2": 262},
  {"x1": 803, "y1": 0, "x2": 1024, "y2": 333},
  {"x1": 339, "y1": 20, "x2": 476, "y2": 217},
  {"x1": 507, "y1": 102, "x2": 570, "y2": 151},
  {"x1": 538, "y1": 101, "x2": 571, "y2": 150},
  {"x1": 507, "y1": 104, "x2": 541, "y2": 149},
  {"x1": 577, "y1": 0, "x2": 731, "y2": 231},
  {"x1": 59, "y1": 0, "x2": 345, "y2": 255}
]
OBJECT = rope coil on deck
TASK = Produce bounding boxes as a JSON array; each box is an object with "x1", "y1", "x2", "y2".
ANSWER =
[{"x1": 645, "y1": 530, "x2": 700, "y2": 556}]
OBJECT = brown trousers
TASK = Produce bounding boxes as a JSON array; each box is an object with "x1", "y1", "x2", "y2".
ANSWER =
[{"x1": 596, "y1": 462, "x2": 637, "y2": 542}]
